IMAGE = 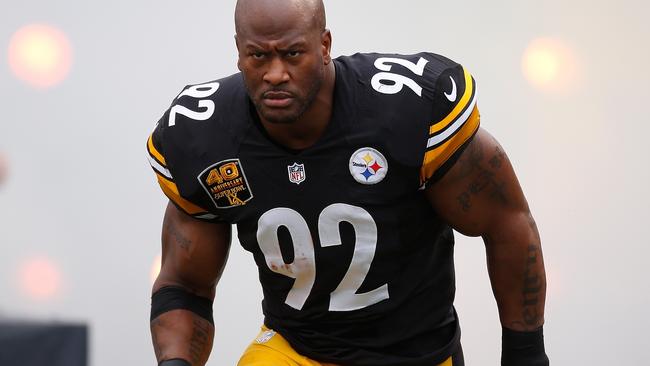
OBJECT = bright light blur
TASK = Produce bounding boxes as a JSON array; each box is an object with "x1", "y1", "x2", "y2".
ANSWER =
[
  {"x1": 546, "y1": 265, "x2": 562, "y2": 299},
  {"x1": 8, "y1": 23, "x2": 73, "y2": 89},
  {"x1": 150, "y1": 254, "x2": 162, "y2": 284},
  {"x1": 522, "y1": 37, "x2": 578, "y2": 93},
  {"x1": 19, "y1": 256, "x2": 63, "y2": 300},
  {"x1": 0, "y1": 153, "x2": 7, "y2": 185}
]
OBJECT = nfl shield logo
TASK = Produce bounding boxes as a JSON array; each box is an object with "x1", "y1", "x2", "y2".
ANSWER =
[{"x1": 287, "y1": 163, "x2": 306, "y2": 185}]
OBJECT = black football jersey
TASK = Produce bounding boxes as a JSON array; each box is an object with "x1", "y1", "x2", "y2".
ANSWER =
[{"x1": 147, "y1": 52, "x2": 480, "y2": 366}]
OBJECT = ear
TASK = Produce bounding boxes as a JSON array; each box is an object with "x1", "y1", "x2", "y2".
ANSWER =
[
  {"x1": 235, "y1": 34, "x2": 243, "y2": 71},
  {"x1": 321, "y1": 29, "x2": 332, "y2": 65}
]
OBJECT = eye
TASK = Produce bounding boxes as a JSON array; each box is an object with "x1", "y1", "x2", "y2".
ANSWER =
[
  {"x1": 287, "y1": 50, "x2": 301, "y2": 58},
  {"x1": 251, "y1": 51, "x2": 265, "y2": 59}
]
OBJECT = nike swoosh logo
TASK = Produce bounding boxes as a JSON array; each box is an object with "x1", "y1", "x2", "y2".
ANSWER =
[{"x1": 444, "y1": 76, "x2": 457, "y2": 102}]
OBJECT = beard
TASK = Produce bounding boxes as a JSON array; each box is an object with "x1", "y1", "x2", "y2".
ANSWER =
[{"x1": 249, "y1": 70, "x2": 324, "y2": 124}]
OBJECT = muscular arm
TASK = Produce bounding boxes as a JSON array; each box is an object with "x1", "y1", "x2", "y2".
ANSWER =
[
  {"x1": 426, "y1": 128, "x2": 546, "y2": 331},
  {"x1": 151, "y1": 202, "x2": 231, "y2": 365}
]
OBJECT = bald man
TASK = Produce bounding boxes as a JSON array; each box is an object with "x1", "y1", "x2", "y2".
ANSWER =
[{"x1": 147, "y1": 1, "x2": 549, "y2": 365}]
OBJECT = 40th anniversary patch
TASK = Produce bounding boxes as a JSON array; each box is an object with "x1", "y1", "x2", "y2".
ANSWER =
[{"x1": 198, "y1": 159, "x2": 253, "y2": 208}]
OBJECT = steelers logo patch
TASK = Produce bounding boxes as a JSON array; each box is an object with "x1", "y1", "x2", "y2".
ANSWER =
[{"x1": 349, "y1": 147, "x2": 388, "y2": 185}]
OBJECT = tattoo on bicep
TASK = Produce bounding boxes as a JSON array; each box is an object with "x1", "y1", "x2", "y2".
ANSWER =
[
  {"x1": 455, "y1": 145, "x2": 509, "y2": 211},
  {"x1": 167, "y1": 220, "x2": 192, "y2": 250},
  {"x1": 520, "y1": 244, "x2": 543, "y2": 328},
  {"x1": 457, "y1": 192, "x2": 471, "y2": 211},
  {"x1": 488, "y1": 145, "x2": 505, "y2": 169},
  {"x1": 189, "y1": 319, "x2": 211, "y2": 364},
  {"x1": 455, "y1": 138, "x2": 485, "y2": 179}
]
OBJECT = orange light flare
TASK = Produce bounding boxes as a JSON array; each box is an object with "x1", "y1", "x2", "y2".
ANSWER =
[
  {"x1": 0, "y1": 152, "x2": 8, "y2": 185},
  {"x1": 19, "y1": 256, "x2": 63, "y2": 301},
  {"x1": 8, "y1": 23, "x2": 73, "y2": 89},
  {"x1": 545, "y1": 264, "x2": 563, "y2": 300},
  {"x1": 522, "y1": 37, "x2": 579, "y2": 94},
  {"x1": 150, "y1": 254, "x2": 162, "y2": 284}
]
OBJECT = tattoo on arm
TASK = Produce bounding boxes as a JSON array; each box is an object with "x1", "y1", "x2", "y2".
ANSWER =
[
  {"x1": 455, "y1": 144, "x2": 509, "y2": 212},
  {"x1": 508, "y1": 244, "x2": 544, "y2": 330},
  {"x1": 166, "y1": 219, "x2": 193, "y2": 250},
  {"x1": 522, "y1": 244, "x2": 543, "y2": 326},
  {"x1": 188, "y1": 319, "x2": 211, "y2": 364},
  {"x1": 488, "y1": 144, "x2": 505, "y2": 169},
  {"x1": 150, "y1": 318, "x2": 163, "y2": 360}
]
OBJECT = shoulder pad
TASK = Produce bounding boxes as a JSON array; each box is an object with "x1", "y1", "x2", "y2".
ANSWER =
[
  {"x1": 146, "y1": 73, "x2": 248, "y2": 222},
  {"x1": 336, "y1": 52, "x2": 480, "y2": 183},
  {"x1": 422, "y1": 56, "x2": 480, "y2": 184}
]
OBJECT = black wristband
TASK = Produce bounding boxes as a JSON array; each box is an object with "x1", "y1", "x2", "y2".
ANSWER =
[
  {"x1": 502, "y1": 326, "x2": 549, "y2": 366},
  {"x1": 151, "y1": 286, "x2": 214, "y2": 325},
  {"x1": 159, "y1": 359, "x2": 191, "y2": 366}
]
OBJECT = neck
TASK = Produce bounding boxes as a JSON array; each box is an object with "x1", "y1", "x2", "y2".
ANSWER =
[{"x1": 260, "y1": 62, "x2": 336, "y2": 150}]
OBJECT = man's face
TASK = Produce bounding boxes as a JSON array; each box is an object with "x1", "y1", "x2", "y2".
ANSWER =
[{"x1": 236, "y1": 19, "x2": 328, "y2": 124}]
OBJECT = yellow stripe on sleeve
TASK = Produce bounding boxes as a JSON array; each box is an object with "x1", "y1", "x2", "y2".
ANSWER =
[
  {"x1": 147, "y1": 134, "x2": 167, "y2": 166},
  {"x1": 429, "y1": 67, "x2": 474, "y2": 136},
  {"x1": 155, "y1": 173, "x2": 207, "y2": 215},
  {"x1": 421, "y1": 105, "x2": 480, "y2": 183},
  {"x1": 438, "y1": 356, "x2": 453, "y2": 366}
]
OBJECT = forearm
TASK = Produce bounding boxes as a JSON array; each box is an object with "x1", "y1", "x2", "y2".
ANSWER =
[
  {"x1": 484, "y1": 210, "x2": 546, "y2": 331},
  {"x1": 151, "y1": 310, "x2": 214, "y2": 366},
  {"x1": 149, "y1": 280, "x2": 216, "y2": 366},
  {"x1": 150, "y1": 203, "x2": 231, "y2": 365}
]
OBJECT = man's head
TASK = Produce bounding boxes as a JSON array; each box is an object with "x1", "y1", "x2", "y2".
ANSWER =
[{"x1": 235, "y1": 0, "x2": 332, "y2": 124}]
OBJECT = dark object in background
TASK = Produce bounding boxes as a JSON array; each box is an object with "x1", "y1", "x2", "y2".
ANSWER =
[{"x1": 0, "y1": 321, "x2": 88, "y2": 366}]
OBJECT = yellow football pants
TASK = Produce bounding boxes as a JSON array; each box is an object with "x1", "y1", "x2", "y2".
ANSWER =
[{"x1": 237, "y1": 326, "x2": 454, "y2": 366}]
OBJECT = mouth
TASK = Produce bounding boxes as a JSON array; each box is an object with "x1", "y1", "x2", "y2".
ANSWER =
[{"x1": 262, "y1": 91, "x2": 294, "y2": 108}]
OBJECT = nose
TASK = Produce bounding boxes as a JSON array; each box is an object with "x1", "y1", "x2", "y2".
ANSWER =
[{"x1": 263, "y1": 57, "x2": 290, "y2": 86}]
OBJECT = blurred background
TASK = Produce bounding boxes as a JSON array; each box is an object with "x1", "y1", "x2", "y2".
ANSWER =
[{"x1": 1, "y1": 0, "x2": 648, "y2": 365}]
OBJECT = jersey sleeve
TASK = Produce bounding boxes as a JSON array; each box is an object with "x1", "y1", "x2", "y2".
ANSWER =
[
  {"x1": 421, "y1": 62, "x2": 480, "y2": 185},
  {"x1": 146, "y1": 118, "x2": 221, "y2": 222}
]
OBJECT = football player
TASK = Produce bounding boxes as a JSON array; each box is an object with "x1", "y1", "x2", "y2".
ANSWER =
[{"x1": 147, "y1": 0, "x2": 549, "y2": 365}]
